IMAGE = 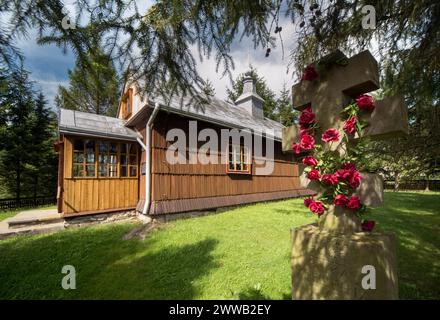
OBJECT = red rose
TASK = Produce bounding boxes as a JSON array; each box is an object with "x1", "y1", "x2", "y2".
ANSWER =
[
  {"x1": 300, "y1": 127, "x2": 312, "y2": 137},
  {"x1": 292, "y1": 143, "x2": 301, "y2": 155},
  {"x1": 346, "y1": 195, "x2": 361, "y2": 210},
  {"x1": 361, "y1": 220, "x2": 376, "y2": 232},
  {"x1": 307, "y1": 169, "x2": 321, "y2": 180},
  {"x1": 299, "y1": 108, "x2": 316, "y2": 126},
  {"x1": 321, "y1": 173, "x2": 339, "y2": 186},
  {"x1": 343, "y1": 116, "x2": 357, "y2": 135},
  {"x1": 302, "y1": 155, "x2": 318, "y2": 167},
  {"x1": 334, "y1": 194, "x2": 348, "y2": 207},
  {"x1": 355, "y1": 94, "x2": 375, "y2": 111},
  {"x1": 336, "y1": 169, "x2": 351, "y2": 180},
  {"x1": 341, "y1": 162, "x2": 357, "y2": 171},
  {"x1": 348, "y1": 170, "x2": 362, "y2": 189},
  {"x1": 309, "y1": 201, "x2": 325, "y2": 216},
  {"x1": 301, "y1": 64, "x2": 318, "y2": 81},
  {"x1": 304, "y1": 198, "x2": 313, "y2": 208},
  {"x1": 300, "y1": 134, "x2": 315, "y2": 150},
  {"x1": 322, "y1": 128, "x2": 340, "y2": 142}
]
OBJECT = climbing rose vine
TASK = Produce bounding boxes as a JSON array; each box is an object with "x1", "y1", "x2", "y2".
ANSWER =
[{"x1": 295, "y1": 65, "x2": 376, "y2": 231}]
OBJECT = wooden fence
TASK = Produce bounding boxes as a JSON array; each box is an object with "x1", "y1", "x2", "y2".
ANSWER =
[
  {"x1": 0, "y1": 196, "x2": 57, "y2": 211},
  {"x1": 384, "y1": 180, "x2": 440, "y2": 191}
]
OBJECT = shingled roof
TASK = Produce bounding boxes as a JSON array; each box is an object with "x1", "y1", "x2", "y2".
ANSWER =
[
  {"x1": 127, "y1": 95, "x2": 284, "y2": 141},
  {"x1": 58, "y1": 108, "x2": 140, "y2": 141},
  {"x1": 59, "y1": 93, "x2": 285, "y2": 142}
]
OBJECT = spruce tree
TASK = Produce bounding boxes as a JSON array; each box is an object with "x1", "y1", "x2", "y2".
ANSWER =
[
  {"x1": 277, "y1": 83, "x2": 298, "y2": 127},
  {"x1": 29, "y1": 93, "x2": 58, "y2": 198},
  {"x1": 55, "y1": 44, "x2": 119, "y2": 116},
  {"x1": 0, "y1": 67, "x2": 35, "y2": 200}
]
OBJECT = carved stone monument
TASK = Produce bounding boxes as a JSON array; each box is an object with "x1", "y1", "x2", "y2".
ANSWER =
[{"x1": 283, "y1": 50, "x2": 408, "y2": 299}]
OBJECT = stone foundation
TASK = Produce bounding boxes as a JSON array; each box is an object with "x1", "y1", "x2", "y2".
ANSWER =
[
  {"x1": 291, "y1": 224, "x2": 398, "y2": 300},
  {"x1": 65, "y1": 210, "x2": 138, "y2": 228}
]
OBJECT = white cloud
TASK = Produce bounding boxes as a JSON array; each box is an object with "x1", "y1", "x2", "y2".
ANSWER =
[{"x1": 195, "y1": 20, "x2": 298, "y2": 101}]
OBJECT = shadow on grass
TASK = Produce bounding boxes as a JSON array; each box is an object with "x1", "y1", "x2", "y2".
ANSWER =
[
  {"x1": 0, "y1": 224, "x2": 219, "y2": 299},
  {"x1": 370, "y1": 192, "x2": 440, "y2": 299}
]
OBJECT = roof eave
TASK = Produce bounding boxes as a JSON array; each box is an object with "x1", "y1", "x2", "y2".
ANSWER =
[{"x1": 59, "y1": 126, "x2": 140, "y2": 142}]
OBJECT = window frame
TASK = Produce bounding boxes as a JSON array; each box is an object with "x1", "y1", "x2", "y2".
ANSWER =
[
  {"x1": 71, "y1": 138, "x2": 138, "y2": 179},
  {"x1": 226, "y1": 143, "x2": 252, "y2": 175},
  {"x1": 121, "y1": 88, "x2": 133, "y2": 119},
  {"x1": 73, "y1": 139, "x2": 96, "y2": 178},
  {"x1": 119, "y1": 142, "x2": 138, "y2": 178}
]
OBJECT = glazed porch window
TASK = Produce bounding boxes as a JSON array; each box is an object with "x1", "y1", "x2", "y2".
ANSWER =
[
  {"x1": 227, "y1": 144, "x2": 251, "y2": 174},
  {"x1": 98, "y1": 141, "x2": 118, "y2": 177},
  {"x1": 72, "y1": 139, "x2": 137, "y2": 178},
  {"x1": 120, "y1": 143, "x2": 138, "y2": 178},
  {"x1": 73, "y1": 139, "x2": 95, "y2": 177}
]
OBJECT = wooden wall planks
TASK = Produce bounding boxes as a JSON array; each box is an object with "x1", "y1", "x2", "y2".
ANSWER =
[
  {"x1": 149, "y1": 112, "x2": 301, "y2": 202},
  {"x1": 62, "y1": 136, "x2": 139, "y2": 215}
]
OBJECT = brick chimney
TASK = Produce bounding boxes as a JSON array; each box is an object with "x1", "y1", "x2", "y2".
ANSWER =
[{"x1": 234, "y1": 75, "x2": 264, "y2": 119}]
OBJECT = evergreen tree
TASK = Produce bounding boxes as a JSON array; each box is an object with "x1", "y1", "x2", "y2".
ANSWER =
[
  {"x1": 277, "y1": 83, "x2": 298, "y2": 127},
  {"x1": 55, "y1": 43, "x2": 119, "y2": 116},
  {"x1": 0, "y1": 67, "x2": 58, "y2": 200},
  {"x1": 227, "y1": 67, "x2": 278, "y2": 120},
  {"x1": 29, "y1": 93, "x2": 58, "y2": 198},
  {"x1": 0, "y1": 67, "x2": 35, "y2": 200}
]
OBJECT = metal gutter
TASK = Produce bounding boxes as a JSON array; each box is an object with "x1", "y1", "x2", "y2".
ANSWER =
[
  {"x1": 142, "y1": 102, "x2": 160, "y2": 215},
  {"x1": 58, "y1": 127, "x2": 140, "y2": 141}
]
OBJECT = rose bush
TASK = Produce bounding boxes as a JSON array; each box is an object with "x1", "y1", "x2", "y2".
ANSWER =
[{"x1": 292, "y1": 95, "x2": 375, "y2": 232}]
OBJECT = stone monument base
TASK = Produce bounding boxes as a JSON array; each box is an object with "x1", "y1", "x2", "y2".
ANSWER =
[{"x1": 291, "y1": 224, "x2": 398, "y2": 300}]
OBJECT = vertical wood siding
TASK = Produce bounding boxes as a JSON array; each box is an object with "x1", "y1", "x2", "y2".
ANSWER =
[
  {"x1": 62, "y1": 136, "x2": 138, "y2": 215},
  {"x1": 150, "y1": 112, "x2": 301, "y2": 202}
]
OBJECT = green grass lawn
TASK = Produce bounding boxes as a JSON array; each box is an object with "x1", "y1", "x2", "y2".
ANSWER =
[{"x1": 0, "y1": 192, "x2": 438, "y2": 300}]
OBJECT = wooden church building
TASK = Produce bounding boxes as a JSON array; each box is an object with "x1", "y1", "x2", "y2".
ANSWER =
[{"x1": 56, "y1": 76, "x2": 311, "y2": 218}]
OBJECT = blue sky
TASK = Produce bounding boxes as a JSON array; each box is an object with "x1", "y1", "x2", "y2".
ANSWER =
[
  {"x1": 17, "y1": 34, "x2": 74, "y2": 108},
  {"x1": 14, "y1": 1, "x2": 298, "y2": 109}
]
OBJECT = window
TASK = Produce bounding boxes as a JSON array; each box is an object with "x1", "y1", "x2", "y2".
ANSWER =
[
  {"x1": 72, "y1": 138, "x2": 137, "y2": 178},
  {"x1": 120, "y1": 143, "x2": 138, "y2": 177},
  {"x1": 121, "y1": 88, "x2": 133, "y2": 119},
  {"x1": 98, "y1": 141, "x2": 118, "y2": 177},
  {"x1": 73, "y1": 139, "x2": 95, "y2": 177},
  {"x1": 227, "y1": 144, "x2": 251, "y2": 174}
]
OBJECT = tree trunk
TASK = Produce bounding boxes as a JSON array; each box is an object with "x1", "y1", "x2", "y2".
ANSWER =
[
  {"x1": 394, "y1": 172, "x2": 400, "y2": 192},
  {"x1": 425, "y1": 176, "x2": 430, "y2": 191}
]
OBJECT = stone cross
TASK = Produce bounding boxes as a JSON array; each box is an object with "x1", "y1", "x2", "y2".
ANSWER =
[{"x1": 282, "y1": 50, "x2": 408, "y2": 228}]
